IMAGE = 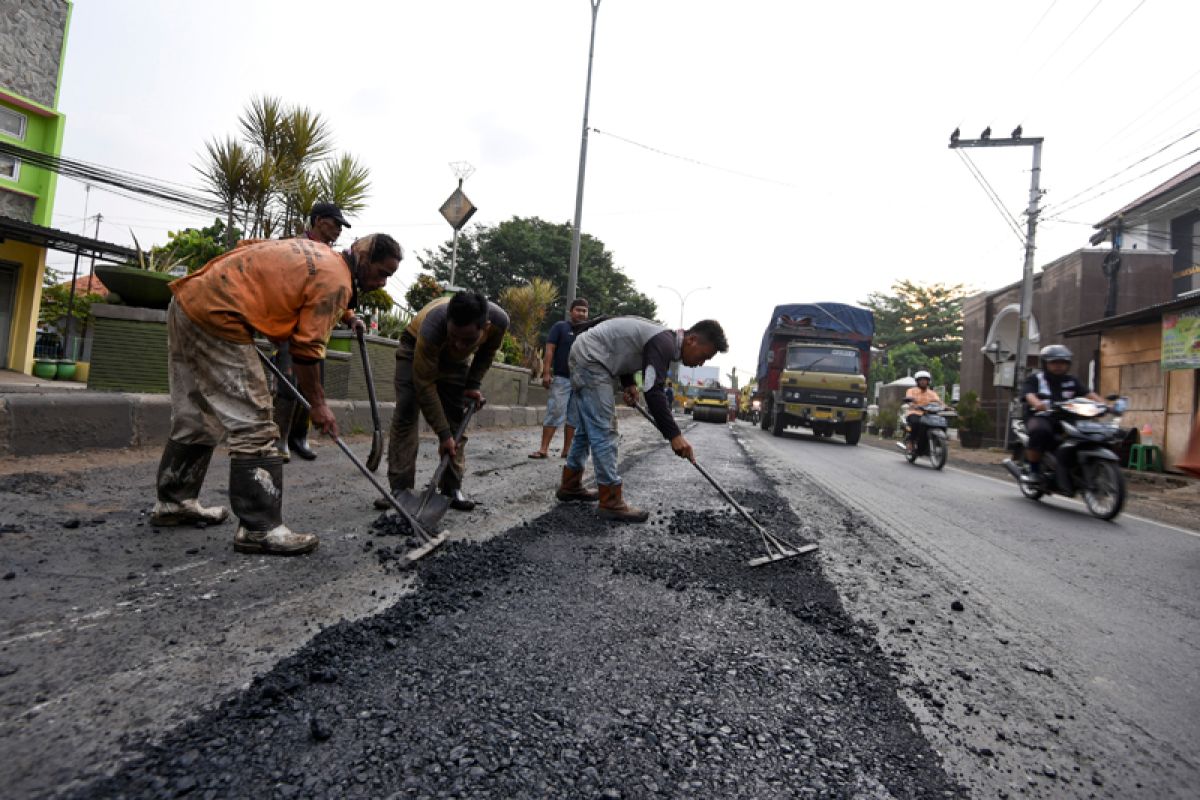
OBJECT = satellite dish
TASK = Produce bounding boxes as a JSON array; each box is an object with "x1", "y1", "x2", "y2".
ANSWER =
[{"x1": 982, "y1": 303, "x2": 1039, "y2": 364}]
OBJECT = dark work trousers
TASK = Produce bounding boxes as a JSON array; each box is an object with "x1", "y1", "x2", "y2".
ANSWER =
[
  {"x1": 905, "y1": 414, "x2": 926, "y2": 448},
  {"x1": 386, "y1": 339, "x2": 469, "y2": 494},
  {"x1": 272, "y1": 342, "x2": 324, "y2": 397},
  {"x1": 1026, "y1": 415, "x2": 1056, "y2": 454}
]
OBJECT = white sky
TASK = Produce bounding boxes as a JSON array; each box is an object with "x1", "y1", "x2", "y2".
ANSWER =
[{"x1": 47, "y1": 0, "x2": 1200, "y2": 379}]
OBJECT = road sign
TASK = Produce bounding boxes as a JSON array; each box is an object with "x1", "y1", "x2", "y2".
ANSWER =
[{"x1": 439, "y1": 188, "x2": 477, "y2": 231}]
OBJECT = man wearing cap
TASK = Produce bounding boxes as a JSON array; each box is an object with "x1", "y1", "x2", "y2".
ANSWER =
[
  {"x1": 152, "y1": 234, "x2": 402, "y2": 556},
  {"x1": 274, "y1": 202, "x2": 363, "y2": 461}
]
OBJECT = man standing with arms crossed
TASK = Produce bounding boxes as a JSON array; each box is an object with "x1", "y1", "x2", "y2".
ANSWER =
[
  {"x1": 530, "y1": 298, "x2": 589, "y2": 459},
  {"x1": 152, "y1": 234, "x2": 402, "y2": 555}
]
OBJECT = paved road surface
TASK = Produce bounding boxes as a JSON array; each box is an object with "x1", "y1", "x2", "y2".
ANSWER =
[{"x1": 738, "y1": 422, "x2": 1200, "y2": 798}]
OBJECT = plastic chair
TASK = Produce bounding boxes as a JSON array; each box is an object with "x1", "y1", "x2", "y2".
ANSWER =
[{"x1": 1127, "y1": 444, "x2": 1163, "y2": 472}]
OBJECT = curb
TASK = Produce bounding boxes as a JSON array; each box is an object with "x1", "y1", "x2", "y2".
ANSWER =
[{"x1": 0, "y1": 393, "x2": 562, "y2": 458}]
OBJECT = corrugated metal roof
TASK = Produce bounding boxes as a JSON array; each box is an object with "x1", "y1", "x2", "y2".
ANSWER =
[{"x1": 1060, "y1": 292, "x2": 1200, "y2": 337}]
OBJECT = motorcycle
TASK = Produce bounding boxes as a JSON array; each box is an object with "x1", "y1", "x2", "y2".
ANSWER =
[
  {"x1": 896, "y1": 402, "x2": 953, "y2": 470},
  {"x1": 749, "y1": 399, "x2": 762, "y2": 426},
  {"x1": 1003, "y1": 395, "x2": 1128, "y2": 520}
]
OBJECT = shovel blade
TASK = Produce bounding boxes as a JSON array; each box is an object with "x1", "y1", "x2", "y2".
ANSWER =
[{"x1": 396, "y1": 488, "x2": 453, "y2": 531}]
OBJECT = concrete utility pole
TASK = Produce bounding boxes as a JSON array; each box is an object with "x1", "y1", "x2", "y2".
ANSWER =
[
  {"x1": 949, "y1": 129, "x2": 1044, "y2": 395},
  {"x1": 566, "y1": 0, "x2": 601, "y2": 318}
]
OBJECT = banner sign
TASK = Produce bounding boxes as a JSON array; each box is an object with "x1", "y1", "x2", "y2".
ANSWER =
[{"x1": 1162, "y1": 305, "x2": 1200, "y2": 370}]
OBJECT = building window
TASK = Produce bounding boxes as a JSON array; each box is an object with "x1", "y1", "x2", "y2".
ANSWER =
[
  {"x1": 0, "y1": 154, "x2": 18, "y2": 181},
  {"x1": 0, "y1": 106, "x2": 26, "y2": 140}
]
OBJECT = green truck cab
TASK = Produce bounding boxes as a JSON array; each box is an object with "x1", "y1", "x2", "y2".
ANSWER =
[{"x1": 754, "y1": 303, "x2": 875, "y2": 446}]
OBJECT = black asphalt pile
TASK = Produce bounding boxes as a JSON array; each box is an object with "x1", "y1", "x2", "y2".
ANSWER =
[{"x1": 68, "y1": 487, "x2": 963, "y2": 799}]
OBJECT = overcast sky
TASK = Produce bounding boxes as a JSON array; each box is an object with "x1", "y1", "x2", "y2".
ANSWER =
[{"x1": 48, "y1": 0, "x2": 1200, "y2": 379}]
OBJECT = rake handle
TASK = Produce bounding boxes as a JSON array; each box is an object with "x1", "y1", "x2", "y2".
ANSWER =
[{"x1": 428, "y1": 400, "x2": 479, "y2": 491}]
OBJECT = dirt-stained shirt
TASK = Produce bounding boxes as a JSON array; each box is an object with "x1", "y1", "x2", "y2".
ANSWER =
[
  {"x1": 405, "y1": 296, "x2": 509, "y2": 440},
  {"x1": 169, "y1": 238, "x2": 351, "y2": 363}
]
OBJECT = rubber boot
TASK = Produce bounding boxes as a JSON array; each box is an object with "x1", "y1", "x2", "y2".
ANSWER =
[
  {"x1": 556, "y1": 467, "x2": 599, "y2": 502},
  {"x1": 441, "y1": 487, "x2": 476, "y2": 512},
  {"x1": 229, "y1": 455, "x2": 318, "y2": 555},
  {"x1": 289, "y1": 406, "x2": 317, "y2": 461},
  {"x1": 273, "y1": 395, "x2": 294, "y2": 463},
  {"x1": 151, "y1": 440, "x2": 229, "y2": 526},
  {"x1": 597, "y1": 483, "x2": 649, "y2": 523}
]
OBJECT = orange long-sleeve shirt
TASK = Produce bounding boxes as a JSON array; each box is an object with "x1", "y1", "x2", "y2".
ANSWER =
[{"x1": 169, "y1": 239, "x2": 352, "y2": 362}]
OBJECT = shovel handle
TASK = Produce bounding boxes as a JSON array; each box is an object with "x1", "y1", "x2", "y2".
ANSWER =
[
  {"x1": 356, "y1": 327, "x2": 382, "y2": 432},
  {"x1": 428, "y1": 400, "x2": 478, "y2": 489},
  {"x1": 257, "y1": 349, "x2": 435, "y2": 542}
]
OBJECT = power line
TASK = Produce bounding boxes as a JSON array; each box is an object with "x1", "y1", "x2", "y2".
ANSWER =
[
  {"x1": 954, "y1": 149, "x2": 1027, "y2": 245},
  {"x1": 1031, "y1": 0, "x2": 1104, "y2": 77},
  {"x1": 1045, "y1": 142, "x2": 1200, "y2": 220},
  {"x1": 1043, "y1": 125, "x2": 1200, "y2": 214},
  {"x1": 589, "y1": 127, "x2": 800, "y2": 189},
  {"x1": 1016, "y1": 0, "x2": 1061, "y2": 50},
  {"x1": 1061, "y1": 0, "x2": 1147, "y2": 81}
]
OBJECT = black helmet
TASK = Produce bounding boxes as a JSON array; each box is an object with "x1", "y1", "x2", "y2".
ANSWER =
[{"x1": 1039, "y1": 344, "x2": 1072, "y2": 367}]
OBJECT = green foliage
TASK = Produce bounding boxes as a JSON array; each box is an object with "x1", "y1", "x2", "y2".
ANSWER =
[
  {"x1": 154, "y1": 218, "x2": 235, "y2": 273},
  {"x1": 415, "y1": 216, "x2": 657, "y2": 337},
  {"x1": 129, "y1": 230, "x2": 185, "y2": 273},
  {"x1": 374, "y1": 310, "x2": 411, "y2": 340},
  {"x1": 955, "y1": 390, "x2": 991, "y2": 434},
  {"x1": 196, "y1": 95, "x2": 370, "y2": 240},
  {"x1": 887, "y1": 342, "x2": 925, "y2": 377},
  {"x1": 358, "y1": 288, "x2": 395, "y2": 315},
  {"x1": 498, "y1": 278, "x2": 558, "y2": 375},
  {"x1": 39, "y1": 282, "x2": 105, "y2": 327},
  {"x1": 405, "y1": 273, "x2": 446, "y2": 313},
  {"x1": 498, "y1": 332, "x2": 522, "y2": 365},
  {"x1": 864, "y1": 280, "x2": 967, "y2": 386},
  {"x1": 875, "y1": 402, "x2": 901, "y2": 432}
]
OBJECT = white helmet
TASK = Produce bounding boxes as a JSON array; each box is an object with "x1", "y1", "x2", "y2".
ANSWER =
[{"x1": 914, "y1": 370, "x2": 932, "y2": 381}]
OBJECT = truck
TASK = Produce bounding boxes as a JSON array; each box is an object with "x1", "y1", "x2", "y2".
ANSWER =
[{"x1": 753, "y1": 303, "x2": 875, "y2": 446}]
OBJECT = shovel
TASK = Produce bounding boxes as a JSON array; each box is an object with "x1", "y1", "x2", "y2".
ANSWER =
[
  {"x1": 633, "y1": 402, "x2": 818, "y2": 568},
  {"x1": 355, "y1": 327, "x2": 385, "y2": 472},
  {"x1": 395, "y1": 401, "x2": 478, "y2": 532},
  {"x1": 257, "y1": 350, "x2": 447, "y2": 563}
]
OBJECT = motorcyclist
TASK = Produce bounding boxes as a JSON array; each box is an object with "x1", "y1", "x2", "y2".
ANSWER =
[
  {"x1": 903, "y1": 370, "x2": 941, "y2": 454},
  {"x1": 1020, "y1": 344, "x2": 1102, "y2": 485}
]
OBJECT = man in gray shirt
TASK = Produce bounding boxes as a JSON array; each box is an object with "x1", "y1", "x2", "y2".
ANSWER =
[{"x1": 556, "y1": 317, "x2": 728, "y2": 522}]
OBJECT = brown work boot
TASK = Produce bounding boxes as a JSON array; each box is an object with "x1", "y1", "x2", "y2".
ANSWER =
[
  {"x1": 597, "y1": 483, "x2": 649, "y2": 523},
  {"x1": 556, "y1": 467, "x2": 599, "y2": 502},
  {"x1": 229, "y1": 455, "x2": 318, "y2": 556}
]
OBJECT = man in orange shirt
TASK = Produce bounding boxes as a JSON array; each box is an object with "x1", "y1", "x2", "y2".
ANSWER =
[
  {"x1": 903, "y1": 370, "x2": 941, "y2": 454},
  {"x1": 152, "y1": 234, "x2": 402, "y2": 556}
]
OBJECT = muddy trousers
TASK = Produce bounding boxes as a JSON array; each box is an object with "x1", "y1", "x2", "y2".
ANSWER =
[
  {"x1": 163, "y1": 302, "x2": 278, "y2": 457},
  {"x1": 386, "y1": 354, "x2": 468, "y2": 494}
]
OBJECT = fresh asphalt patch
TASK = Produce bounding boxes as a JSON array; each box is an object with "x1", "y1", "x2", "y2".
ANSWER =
[{"x1": 65, "y1": 439, "x2": 963, "y2": 800}]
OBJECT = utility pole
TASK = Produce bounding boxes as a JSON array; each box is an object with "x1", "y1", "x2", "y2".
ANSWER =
[
  {"x1": 566, "y1": 0, "x2": 601, "y2": 318},
  {"x1": 1101, "y1": 217, "x2": 1122, "y2": 318},
  {"x1": 63, "y1": 186, "x2": 95, "y2": 363},
  {"x1": 949, "y1": 128, "x2": 1044, "y2": 442}
]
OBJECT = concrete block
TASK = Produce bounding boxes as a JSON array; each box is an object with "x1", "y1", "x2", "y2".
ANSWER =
[
  {"x1": 486, "y1": 406, "x2": 511, "y2": 429},
  {"x1": 130, "y1": 394, "x2": 172, "y2": 446},
  {"x1": 4, "y1": 393, "x2": 135, "y2": 455},
  {"x1": 473, "y1": 405, "x2": 498, "y2": 429}
]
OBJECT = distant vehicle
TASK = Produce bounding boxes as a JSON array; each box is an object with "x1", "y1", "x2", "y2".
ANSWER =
[
  {"x1": 754, "y1": 303, "x2": 874, "y2": 445},
  {"x1": 693, "y1": 386, "x2": 730, "y2": 423}
]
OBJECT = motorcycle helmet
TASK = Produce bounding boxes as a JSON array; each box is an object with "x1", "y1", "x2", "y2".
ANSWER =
[
  {"x1": 913, "y1": 370, "x2": 932, "y2": 382},
  {"x1": 1039, "y1": 344, "x2": 1072, "y2": 367}
]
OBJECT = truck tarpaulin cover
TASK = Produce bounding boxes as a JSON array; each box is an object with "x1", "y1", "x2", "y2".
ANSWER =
[{"x1": 755, "y1": 303, "x2": 875, "y2": 385}]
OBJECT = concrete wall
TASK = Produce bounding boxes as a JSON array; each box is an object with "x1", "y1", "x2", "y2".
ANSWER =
[
  {"x1": 0, "y1": 238, "x2": 47, "y2": 374},
  {"x1": 0, "y1": 0, "x2": 71, "y2": 108},
  {"x1": 0, "y1": 190, "x2": 36, "y2": 222},
  {"x1": 960, "y1": 248, "x2": 1174, "y2": 444}
]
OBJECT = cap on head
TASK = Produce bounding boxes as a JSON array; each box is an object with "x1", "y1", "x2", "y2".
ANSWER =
[
  {"x1": 1039, "y1": 344, "x2": 1072, "y2": 364},
  {"x1": 310, "y1": 201, "x2": 351, "y2": 229}
]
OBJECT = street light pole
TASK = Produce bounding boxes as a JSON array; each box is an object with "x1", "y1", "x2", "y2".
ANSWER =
[
  {"x1": 566, "y1": 0, "x2": 601, "y2": 318},
  {"x1": 658, "y1": 284, "x2": 709, "y2": 384}
]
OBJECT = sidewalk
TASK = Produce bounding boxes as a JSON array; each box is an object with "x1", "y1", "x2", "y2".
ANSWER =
[{"x1": 860, "y1": 432, "x2": 1200, "y2": 529}]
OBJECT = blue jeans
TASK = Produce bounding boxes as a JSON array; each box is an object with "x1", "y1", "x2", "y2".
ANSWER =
[{"x1": 565, "y1": 360, "x2": 620, "y2": 486}]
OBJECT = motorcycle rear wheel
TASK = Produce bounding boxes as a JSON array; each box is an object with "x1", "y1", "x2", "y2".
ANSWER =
[
  {"x1": 927, "y1": 434, "x2": 948, "y2": 470},
  {"x1": 1083, "y1": 460, "x2": 1126, "y2": 520}
]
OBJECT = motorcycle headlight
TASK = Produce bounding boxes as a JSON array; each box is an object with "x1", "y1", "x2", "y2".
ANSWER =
[
  {"x1": 751, "y1": 400, "x2": 762, "y2": 410},
  {"x1": 1063, "y1": 400, "x2": 1104, "y2": 417}
]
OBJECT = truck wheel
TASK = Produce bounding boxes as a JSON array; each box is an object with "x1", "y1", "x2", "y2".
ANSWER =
[
  {"x1": 771, "y1": 406, "x2": 785, "y2": 437},
  {"x1": 843, "y1": 420, "x2": 861, "y2": 446},
  {"x1": 760, "y1": 402, "x2": 770, "y2": 431}
]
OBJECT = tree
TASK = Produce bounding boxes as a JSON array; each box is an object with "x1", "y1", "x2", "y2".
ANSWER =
[
  {"x1": 864, "y1": 280, "x2": 967, "y2": 386},
  {"x1": 196, "y1": 95, "x2": 370, "y2": 241},
  {"x1": 151, "y1": 218, "x2": 237, "y2": 273},
  {"x1": 414, "y1": 217, "x2": 656, "y2": 333},
  {"x1": 404, "y1": 273, "x2": 446, "y2": 313},
  {"x1": 498, "y1": 278, "x2": 559, "y2": 376}
]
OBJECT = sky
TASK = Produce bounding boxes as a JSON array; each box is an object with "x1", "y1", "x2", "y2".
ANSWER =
[{"x1": 46, "y1": 0, "x2": 1200, "y2": 380}]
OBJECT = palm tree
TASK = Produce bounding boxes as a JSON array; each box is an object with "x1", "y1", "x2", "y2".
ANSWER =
[
  {"x1": 498, "y1": 278, "x2": 559, "y2": 377},
  {"x1": 195, "y1": 135, "x2": 254, "y2": 247},
  {"x1": 319, "y1": 153, "x2": 371, "y2": 215}
]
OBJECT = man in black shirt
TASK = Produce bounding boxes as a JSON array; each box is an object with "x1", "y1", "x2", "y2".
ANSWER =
[{"x1": 1020, "y1": 344, "x2": 1102, "y2": 483}]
